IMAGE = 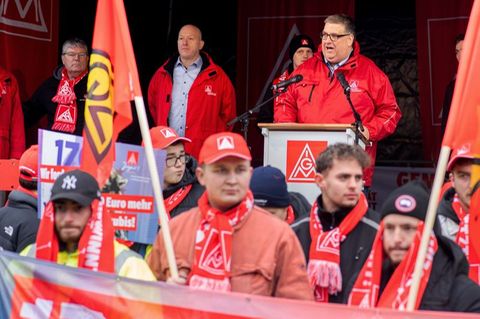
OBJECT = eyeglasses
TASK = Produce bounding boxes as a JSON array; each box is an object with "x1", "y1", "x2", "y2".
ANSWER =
[
  {"x1": 62, "y1": 52, "x2": 88, "y2": 58},
  {"x1": 321, "y1": 32, "x2": 351, "y2": 42},
  {"x1": 165, "y1": 154, "x2": 188, "y2": 167}
]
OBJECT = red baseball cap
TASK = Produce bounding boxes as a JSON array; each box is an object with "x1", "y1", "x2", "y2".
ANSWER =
[
  {"x1": 447, "y1": 144, "x2": 474, "y2": 171},
  {"x1": 149, "y1": 126, "x2": 191, "y2": 149},
  {"x1": 199, "y1": 132, "x2": 252, "y2": 164},
  {"x1": 19, "y1": 145, "x2": 38, "y2": 182}
]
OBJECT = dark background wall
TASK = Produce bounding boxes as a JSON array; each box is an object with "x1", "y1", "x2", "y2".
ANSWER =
[{"x1": 59, "y1": 0, "x2": 422, "y2": 166}]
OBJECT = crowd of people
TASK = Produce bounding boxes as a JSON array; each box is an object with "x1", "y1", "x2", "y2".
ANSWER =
[{"x1": 0, "y1": 13, "x2": 479, "y2": 314}]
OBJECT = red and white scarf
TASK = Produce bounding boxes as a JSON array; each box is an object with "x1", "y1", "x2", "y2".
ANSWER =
[
  {"x1": 164, "y1": 184, "x2": 193, "y2": 219},
  {"x1": 348, "y1": 222, "x2": 438, "y2": 310},
  {"x1": 51, "y1": 68, "x2": 87, "y2": 133},
  {"x1": 35, "y1": 198, "x2": 115, "y2": 273},
  {"x1": 452, "y1": 194, "x2": 480, "y2": 283},
  {"x1": 308, "y1": 193, "x2": 368, "y2": 302},
  {"x1": 188, "y1": 191, "x2": 254, "y2": 292}
]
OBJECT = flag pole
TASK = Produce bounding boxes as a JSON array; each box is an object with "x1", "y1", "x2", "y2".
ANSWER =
[
  {"x1": 406, "y1": 145, "x2": 450, "y2": 310},
  {"x1": 133, "y1": 95, "x2": 179, "y2": 280}
]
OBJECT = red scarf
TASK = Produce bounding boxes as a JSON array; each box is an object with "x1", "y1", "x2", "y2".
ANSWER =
[
  {"x1": 308, "y1": 193, "x2": 368, "y2": 302},
  {"x1": 35, "y1": 198, "x2": 115, "y2": 273},
  {"x1": 452, "y1": 195, "x2": 480, "y2": 283},
  {"x1": 285, "y1": 205, "x2": 295, "y2": 224},
  {"x1": 51, "y1": 68, "x2": 87, "y2": 133},
  {"x1": 164, "y1": 184, "x2": 193, "y2": 219},
  {"x1": 188, "y1": 191, "x2": 254, "y2": 292},
  {"x1": 348, "y1": 222, "x2": 438, "y2": 310}
]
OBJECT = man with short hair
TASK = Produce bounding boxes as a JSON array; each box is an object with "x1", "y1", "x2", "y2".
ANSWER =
[
  {"x1": 21, "y1": 169, "x2": 155, "y2": 281},
  {"x1": 149, "y1": 126, "x2": 204, "y2": 219},
  {"x1": 293, "y1": 143, "x2": 379, "y2": 303},
  {"x1": 0, "y1": 145, "x2": 39, "y2": 252},
  {"x1": 274, "y1": 14, "x2": 401, "y2": 188},
  {"x1": 148, "y1": 132, "x2": 313, "y2": 300},
  {"x1": 148, "y1": 24, "x2": 236, "y2": 158},
  {"x1": 250, "y1": 165, "x2": 310, "y2": 223},
  {"x1": 348, "y1": 181, "x2": 480, "y2": 312},
  {"x1": 437, "y1": 145, "x2": 479, "y2": 284},
  {"x1": 23, "y1": 38, "x2": 89, "y2": 136}
]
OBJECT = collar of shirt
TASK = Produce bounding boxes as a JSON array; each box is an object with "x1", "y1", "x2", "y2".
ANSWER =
[
  {"x1": 324, "y1": 49, "x2": 352, "y2": 75},
  {"x1": 175, "y1": 56, "x2": 203, "y2": 70}
]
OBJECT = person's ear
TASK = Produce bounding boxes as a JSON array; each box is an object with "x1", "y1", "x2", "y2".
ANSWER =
[
  {"x1": 196, "y1": 166, "x2": 206, "y2": 186},
  {"x1": 315, "y1": 172, "x2": 325, "y2": 190},
  {"x1": 199, "y1": 40, "x2": 205, "y2": 50}
]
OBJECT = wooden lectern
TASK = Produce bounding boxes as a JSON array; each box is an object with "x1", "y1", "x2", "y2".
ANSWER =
[{"x1": 258, "y1": 123, "x2": 367, "y2": 203}]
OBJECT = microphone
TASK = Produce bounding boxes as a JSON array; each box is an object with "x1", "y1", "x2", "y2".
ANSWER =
[
  {"x1": 336, "y1": 72, "x2": 350, "y2": 95},
  {"x1": 271, "y1": 74, "x2": 303, "y2": 91}
]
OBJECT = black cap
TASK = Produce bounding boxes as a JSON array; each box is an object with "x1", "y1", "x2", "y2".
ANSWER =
[
  {"x1": 250, "y1": 165, "x2": 290, "y2": 208},
  {"x1": 50, "y1": 169, "x2": 101, "y2": 206},
  {"x1": 380, "y1": 180, "x2": 430, "y2": 221},
  {"x1": 289, "y1": 34, "x2": 315, "y2": 60}
]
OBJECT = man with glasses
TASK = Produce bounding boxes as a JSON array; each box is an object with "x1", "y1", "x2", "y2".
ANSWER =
[
  {"x1": 149, "y1": 125, "x2": 204, "y2": 219},
  {"x1": 23, "y1": 38, "x2": 89, "y2": 137},
  {"x1": 274, "y1": 14, "x2": 401, "y2": 190}
]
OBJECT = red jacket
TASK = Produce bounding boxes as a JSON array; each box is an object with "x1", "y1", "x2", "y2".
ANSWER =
[
  {"x1": 148, "y1": 53, "x2": 236, "y2": 158},
  {"x1": 274, "y1": 43, "x2": 401, "y2": 186},
  {"x1": 0, "y1": 67, "x2": 25, "y2": 159}
]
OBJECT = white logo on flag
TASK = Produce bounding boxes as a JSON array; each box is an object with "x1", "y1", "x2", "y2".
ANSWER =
[
  {"x1": 160, "y1": 128, "x2": 175, "y2": 138},
  {"x1": 57, "y1": 108, "x2": 74, "y2": 123},
  {"x1": 62, "y1": 175, "x2": 77, "y2": 190},
  {"x1": 217, "y1": 136, "x2": 234, "y2": 150},
  {"x1": 289, "y1": 143, "x2": 316, "y2": 181}
]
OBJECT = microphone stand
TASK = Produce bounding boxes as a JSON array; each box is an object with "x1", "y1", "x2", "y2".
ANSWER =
[
  {"x1": 227, "y1": 91, "x2": 283, "y2": 141},
  {"x1": 342, "y1": 87, "x2": 364, "y2": 145}
]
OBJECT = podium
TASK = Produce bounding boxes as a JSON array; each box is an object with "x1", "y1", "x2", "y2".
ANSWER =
[{"x1": 258, "y1": 123, "x2": 366, "y2": 204}]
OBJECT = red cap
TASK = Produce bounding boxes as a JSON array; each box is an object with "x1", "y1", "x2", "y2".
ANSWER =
[
  {"x1": 149, "y1": 126, "x2": 191, "y2": 149},
  {"x1": 199, "y1": 132, "x2": 252, "y2": 164},
  {"x1": 19, "y1": 145, "x2": 38, "y2": 182},
  {"x1": 447, "y1": 144, "x2": 474, "y2": 171}
]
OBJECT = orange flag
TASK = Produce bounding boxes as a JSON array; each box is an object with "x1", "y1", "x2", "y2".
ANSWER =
[
  {"x1": 81, "y1": 0, "x2": 141, "y2": 187},
  {"x1": 442, "y1": 0, "x2": 480, "y2": 267}
]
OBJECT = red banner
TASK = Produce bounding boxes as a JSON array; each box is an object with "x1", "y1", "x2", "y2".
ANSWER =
[
  {"x1": 416, "y1": 0, "x2": 473, "y2": 162},
  {"x1": 81, "y1": 0, "x2": 139, "y2": 187},
  {"x1": 0, "y1": 0, "x2": 59, "y2": 101}
]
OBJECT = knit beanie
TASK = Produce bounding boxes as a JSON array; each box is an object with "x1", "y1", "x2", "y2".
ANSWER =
[
  {"x1": 289, "y1": 34, "x2": 315, "y2": 60},
  {"x1": 250, "y1": 166, "x2": 290, "y2": 208},
  {"x1": 380, "y1": 180, "x2": 430, "y2": 221}
]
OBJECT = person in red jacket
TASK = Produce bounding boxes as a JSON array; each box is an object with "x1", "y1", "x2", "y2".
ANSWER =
[
  {"x1": 274, "y1": 14, "x2": 401, "y2": 188},
  {"x1": 148, "y1": 24, "x2": 236, "y2": 159},
  {"x1": 0, "y1": 66, "x2": 25, "y2": 160}
]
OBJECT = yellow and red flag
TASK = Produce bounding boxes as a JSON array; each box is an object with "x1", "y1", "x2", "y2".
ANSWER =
[
  {"x1": 442, "y1": 0, "x2": 480, "y2": 265},
  {"x1": 81, "y1": 0, "x2": 141, "y2": 187}
]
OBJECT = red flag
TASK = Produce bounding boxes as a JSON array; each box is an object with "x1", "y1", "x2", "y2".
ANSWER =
[
  {"x1": 442, "y1": 0, "x2": 480, "y2": 263},
  {"x1": 81, "y1": 0, "x2": 141, "y2": 187}
]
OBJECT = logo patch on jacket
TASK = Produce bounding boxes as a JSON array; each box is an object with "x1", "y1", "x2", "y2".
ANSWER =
[
  {"x1": 204, "y1": 85, "x2": 217, "y2": 96},
  {"x1": 349, "y1": 80, "x2": 361, "y2": 93}
]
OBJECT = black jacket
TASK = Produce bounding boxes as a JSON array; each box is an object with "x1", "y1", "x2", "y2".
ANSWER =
[
  {"x1": 23, "y1": 66, "x2": 88, "y2": 136},
  {"x1": 0, "y1": 190, "x2": 39, "y2": 253},
  {"x1": 163, "y1": 156, "x2": 204, "y2": 219},
  {"x1": 291, "y1": 195, "x2": 380, "y2": 304},
  {"x1": 437, "y1": 187, "x2": 461, "y2": 241}
]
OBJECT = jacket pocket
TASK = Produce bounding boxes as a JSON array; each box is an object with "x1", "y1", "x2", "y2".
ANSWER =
[{"x1": 231, "y1": 263, "x2": 275, "y2": 296}]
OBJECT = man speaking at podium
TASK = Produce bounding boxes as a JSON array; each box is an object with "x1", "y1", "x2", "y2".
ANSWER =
[{"x1": 274, "y1": 14, "x2": 401, "y2": 188}]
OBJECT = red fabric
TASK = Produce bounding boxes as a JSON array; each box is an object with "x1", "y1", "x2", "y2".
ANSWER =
[
  {"x1": 188, "y1": 191, "x2": 254, "y2": 292},
  {"x1": 164, "y1": 184, "x2": 193, "y2": 218},
  {"x1": 348, "y1": 222, "x2": 437, "y2": 310},
  {"x1": 35, "y1": 199, "x2": 115, "y2": 273},
  {"x1": 308, "y1": 193, "x2": 368, "y2": 302},
  {"x1": 81, "y1": 0, "x2": 137, "y2": 188},
  {"x1": 285, "y1": 205, "x2": 295, "y2": 224},
  {"x1": 147, "y1": 53, "x2": 237, "y2": 159},
  {"x1": 51, "y1": 68, "x2": 87, "y2": 133},
  {"x1": 0, "y1": 67, "x2": 25, "y2": 159},
  {"x1": 274, "y1": 43, "x2": 401, "y2": 186},
  {"x1": 452, "y1": 195, "x2": 480, "y2": 283}
]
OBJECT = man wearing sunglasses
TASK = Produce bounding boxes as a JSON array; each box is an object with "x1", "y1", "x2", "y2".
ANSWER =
[{"x1": 274, "y1": 14, "x2": 401, "y2": 191}]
